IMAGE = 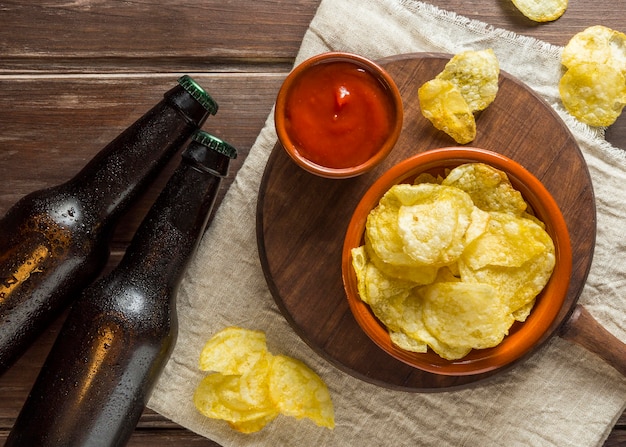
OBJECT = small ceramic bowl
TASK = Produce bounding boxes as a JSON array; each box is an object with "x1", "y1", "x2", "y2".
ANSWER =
[
  {"x1": 275, "y1": 52, "x2": 403, "y2": 179},
  {"x1": 341, "y1": 147, "x2": 572, "y2": 375}
]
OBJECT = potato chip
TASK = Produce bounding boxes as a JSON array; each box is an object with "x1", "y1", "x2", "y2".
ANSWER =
[
  {"x1": 194, "y1": 327, "x2": 334, "y2": 432},
  {"x1": 461, "y1": 211, "x2": 552, "y2": 270},
  {"x1": 389, "y1": 330, "x2": 428, "y2": 353},
  {"x1": 199, "y1": 326, "x2": 268, "y2": 374},
  {"x1": 193, "y1": 373, "x2": 278, "y2": 424},
  {"x1": 228, "y1": 412, "x2": 279, "y2": 434},
  {"x1": 268, "y1": 355, "x2": 335, "y2": 429},
  {"x1": 396, "y1": 185, "x2": 474, "y2": 266},
  {"x1": 396, "y1": 290, "x2": 472, "y2": 360},
  {"x1": 442, "y1": 163, "x2": 527, "y2": 215},
  {"x1": 422, "y1": 282, "x2": 514, "y2": 350},
  {"x1": 511, "y1": 0, "x2": 568, "y2": 22},
  {"x1": 436, "y1": 49, "x2": 500, "y2": 112},
  {"x1": 561, "y1": 25, "x2": 626, "y2": 74},
  {"x1": 364, "y1": 237, "x2": 438, "y2": 285},
  {"x1": 559, "y1": 62, "x2": 626, "y2": 127},
  {"x1": 418, "y1": 78, "x2": 476, "y2": 144}
]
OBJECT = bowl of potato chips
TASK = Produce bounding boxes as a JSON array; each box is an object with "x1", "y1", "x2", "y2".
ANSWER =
[{"x1": 342, "y1": 147, "x2": 572, "y2": 375}]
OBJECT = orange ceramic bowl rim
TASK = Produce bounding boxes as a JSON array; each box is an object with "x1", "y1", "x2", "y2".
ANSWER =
[
  {"x1": 341, "y1": 147, "x2": 573, "y2": 376},
  {"x1": 274, "y1": 52, "x2": 404, "y2": 179}
]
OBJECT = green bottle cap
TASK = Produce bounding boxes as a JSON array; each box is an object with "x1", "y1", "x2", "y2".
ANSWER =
[
  {"x1": 177, "y1": 75, "x2": 219, "y2": 116},
  {"x1": 192, "y1": 131, "x2": 238, "y2": 159}
]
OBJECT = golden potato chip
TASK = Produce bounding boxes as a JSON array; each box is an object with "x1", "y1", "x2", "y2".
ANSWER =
[
  {"x1": 199, "y1": 326, "x2": 268, "y2": 374},
  {"x1": 442, "y1": 163, "x2": 527, "y2": 215},
  {"x1": 396, "y1": 291, "x2": 472, "y2": 360},
  {"x1": 396, "y1": 184, "x2": 474, "y2": 266},
  {"x1": 422, "y1": 282, "x2": 514, "y2": 350},
  {"x1": 562, "y1": 25, "x2": 626, "y2": 74},
  {"x1": 228, "y1": 412, "x2": 279, "y2": 434},
  {"x1": 389, "y1": 330, "x2": 428, "y2": 353},
  {"x1": 268, "y1": 355, "x2": 335, "y2": 429},
  {"x1": 461, "y1": 212, "x2": 552, "y2": 270},
  {"x1": 418, "y1": 78, "x2": 476, "y2": 144},
  {"x1": 512, "y1": 298, "x2": 536, "y2": 322},
  {"x1": 436, "y1": 49, "x2": 500, "y2": 112},
  {"x1": 511, "y1": 0, "x2": 568, "y2": 22},
  {"x1": 460, "y1": 248, "x2": 555, "y2": 315},
  {"x1": 194, "y1": 328, "x2": 335, "y2": 433},
  {"x1": 365, "y1": 238, "x2": 438, "y2": 285},
  {"x1": 559, "y1": 62, "x2": 626, "y2": 127},
  {"x1": 193, "y1": 373, "x2": 278, "y2": 424}
]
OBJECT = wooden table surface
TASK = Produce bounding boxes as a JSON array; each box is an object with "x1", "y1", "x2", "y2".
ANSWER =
[{"x1": 0, "y1": 1, "x2": 624, "y2": 446}]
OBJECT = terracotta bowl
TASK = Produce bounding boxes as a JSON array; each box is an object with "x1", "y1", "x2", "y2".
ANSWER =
[
  {"x1": 341, "y1": 147, "x2": 573, "y2": 375},
  {"x1": 275, "y1": 52, "x2": 403, "y2": 179}
]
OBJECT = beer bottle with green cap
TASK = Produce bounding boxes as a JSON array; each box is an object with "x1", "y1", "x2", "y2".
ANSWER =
[
  {"x1": 5, "y1": 131, "x2": 237, "y2": 447},
  {"x1": 0, "y1": 75, "x2": 218, "y2": 374}
]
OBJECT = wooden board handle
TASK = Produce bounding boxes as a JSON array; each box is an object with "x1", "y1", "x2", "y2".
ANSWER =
[{"x1": 560, "y1": 304, "x2": 626, "y2": 376}]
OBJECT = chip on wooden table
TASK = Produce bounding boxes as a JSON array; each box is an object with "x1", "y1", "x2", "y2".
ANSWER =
[
  {"x1": 559, "y1": 62, "x2": 626, "y2": 127},
  {"x1": 418, "y1": 77, "x2": 476, "y2": 144},
  {"x1": 436, "y1": 49, "x2": 500, "y2": 112},
  {"x1": 561, "y1": 25, "x2": 626, "y2": 74},
  {"x1": 510, "y1": 0, "x2": 568, "y2": 22}
]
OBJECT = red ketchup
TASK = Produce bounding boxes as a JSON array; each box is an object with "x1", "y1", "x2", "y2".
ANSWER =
[{"x1": 284, "y1": 60, "x2": 396, "y2": 169}]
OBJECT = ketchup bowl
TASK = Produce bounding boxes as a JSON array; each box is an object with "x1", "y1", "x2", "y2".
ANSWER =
[
  {"x1": 341, "y1": 147, "x2": 573, "y2": 375},
  {"x1": 275, "y1": 52, "x2": 403, "y2": 179}
]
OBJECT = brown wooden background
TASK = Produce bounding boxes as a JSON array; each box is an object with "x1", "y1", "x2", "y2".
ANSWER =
[{"x1": 0, "y1": 1, "x2": 624, "y2": 445}]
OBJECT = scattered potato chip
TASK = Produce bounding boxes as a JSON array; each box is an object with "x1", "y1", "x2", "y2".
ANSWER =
[
  {"x1": 418, "y1": 78, "x2": 476, "y2": 144},
  {"x1": 436, "y1": 49, "x2": 500, "y2": 112},
  {"x1": 559, "y1": 62, "x2": 626, "y2": 127},
  {"x1": 268, "y1": 355, "x2": 335, "y2": 429},
  {"x1": 198, "y1": 326, "x2": 267, "y2": 374},
  {"x1": 442, "y1": 163, "x2": 527, "y2": 215},
  {"x1": 511, "y1": 0, "x2": 568, "y2": 22},
  {"x1": 561, "y1": 25, "x2": 626, "y2": 74},
  {"x1": 351, "y1": 163, "x2": 556, "y2": 360},
  {"x1": 418, "y1": 50, "x2": 500, "y2": 143},
  {"x1": 194, "y1": 327, "x2": 334, "y2": 432}
]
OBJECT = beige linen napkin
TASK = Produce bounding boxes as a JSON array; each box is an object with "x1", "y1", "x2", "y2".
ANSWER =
[{"x1": 148, "y1": 1, "x2": 626, "y2": 445}]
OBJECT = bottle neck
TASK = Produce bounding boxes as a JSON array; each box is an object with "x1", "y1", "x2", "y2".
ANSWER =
[
  {"x1": 65, "y1": 84, "x2": 209, "y2": 223},
  {"x1": 115, "y1": 159, "x2": 225, "y2": 290}
]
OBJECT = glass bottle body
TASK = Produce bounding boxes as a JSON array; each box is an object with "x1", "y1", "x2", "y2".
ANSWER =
[
  {"x1": 0, "y1": 77, "x2": 216, "y2": 374},
  {"x1": 5, "y1": 132, "x2": 235, "y2": 447}
]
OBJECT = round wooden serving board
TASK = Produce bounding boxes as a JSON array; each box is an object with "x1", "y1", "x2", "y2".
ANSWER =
[{"x1": 256, "y1": 53, "x2": 596, "y2": 391}]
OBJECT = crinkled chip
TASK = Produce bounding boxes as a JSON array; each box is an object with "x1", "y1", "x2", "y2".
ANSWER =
[
  {"x1": 422, "y1": 282, "x2": 515, "y2": 350},
  {"x1": 559, "y1": 62, "x2": 626, "y2": 127},
  {"x1": 396, "y1": 185, "x2": 474, "y2": 266},
  {"x1": 511, "y1": 0, "x2": 568, "y2": 22},
  {"x1": 436, "y1": 49, "x2": 500, "y2": 112},
  {"x1": 442, "y1": 163, "x2": 527, "y2": 215},
  {"x1": 198, "y1": 326, "x2": 267, "y2": 374},
  {"x1": 418, "y1": 78, "x2": 476, "y2": 144},
  {"x1": 268, "y1": 355, "x2": 335, "y2": 429},
  {"x1": 460, "y1": 248, "x2": 555, "y2": 316},
  {"x1": 194, "y1": 327, "x2": 334, "y2": 432},
  {"x1": 193, "y1": 373, "x2": 278, "y2": 425},
  {"x1": 461, "y1": 211, "x2": 552, "y2": 270},
  {"x1": 562, "y1": 25, "x2": 626, "y2": 74}
]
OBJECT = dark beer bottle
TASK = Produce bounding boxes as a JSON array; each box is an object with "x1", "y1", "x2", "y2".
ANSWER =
[
  {"x1": 5, "y1": 131, "x2": 237, "y2": 447},
  {"x1": 0, "y1": 75, "x2": 218, "y2": 374}
]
